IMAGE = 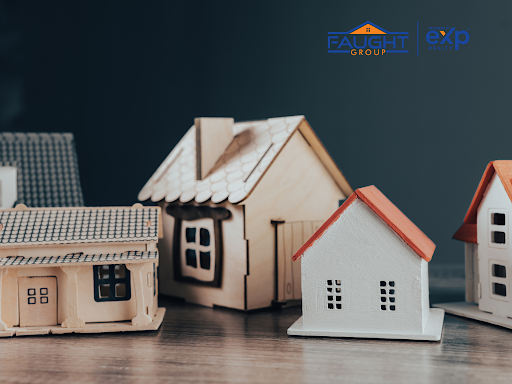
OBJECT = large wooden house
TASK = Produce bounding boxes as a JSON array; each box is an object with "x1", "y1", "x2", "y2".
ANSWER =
[{"x1": 138, "y1": 116, "x2": 353, "y2": 310}]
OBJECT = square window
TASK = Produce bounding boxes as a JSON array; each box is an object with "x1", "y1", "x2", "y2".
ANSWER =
[
  {"x1": 200, "y1": 251, "x2": 211, "y2": 270},
  {"x1": 114, "y1": 264, "x2": 126, "y2": 279},
  {"x1": 335, "y1": 280, "x2": 341, "y2": 285},
  {"x1": 493, "y1": 282, "x2": 507, "y2": 297},
  {"x1": 99, "y1": 284, "x2": 110, "y2": 298},
  {"x1": 381, "y1": 297, "x2": 386, "y2": 302},
  {"x1": 336, "y1": 288, "x2": 341, "y2": 293},
  {"x1": 493, "y1": 213, "x2": 506, "y2": 226},
  {"x1": 327, "y1": 280, "x2": 332, "y2": 285},
  {"x1": 328, "y1": 295, "x2": 333, "y2": 301},
  {"x1": 381, "y1": 305, "x2": 386, "y2": 310},
  {"x1": 389, "y1": 289, "x2": 395, "y2": 294},
  {"x1": 389, "y1": 297, "x2": 395, "y2": 303},
  {"x1": 328, "y1": 303, "x2": 334, "y2": 309},
  {"x1": 28, "y1": 297, "x2": 36, "y2": 305},
  {"x1": 200, "y1": 228, "x2": 210, "y2": 246},
  {"x1": 336, "y1": 304, "x2": 342, "y2": 309},
  {"x1": 40, "y1": 296, "x2": 48, "y2": 304},
  {"x1": 492, "y1": 231, "x2": 506, "y2": 244},
  {"x1": 390, "y1": 305, "x2": 396, "y2": 311},
  {"x1": 185, "y1": 249, "x2": 197, "y2": 268},
  {"x1": 40, "y1": 288, "x2": 48, "y2": 295},
  {"x1": 492, "y1": 264, "x2": 507, "y2": 278},
  {"x1": 327, "y1": 287, "x2": 332, "y2": 292},
  {"x1": 389, "y1": 281, "x2": 395, "y2": 287},
  {"x1": 28, "y1": 288, "x2": 36, "y2": 296},
  {"x1": 115, "y1": 283, "x2": 126, "y2": 297},
  {"x1": 185, "y1": 227, "x2": 196, "y2": 243},
  {"x1": 380, "y1": 281, "x2": 386, "y2": 286},
  {"x1": 380, "y1": 289, "x2": 386, "y2": 294},
  {"x1": 336, "y1": 296, "x2": 341, "y2": 301},
  {"x1": 98, "y1": 265, "x2": 110, "y2": 279}
]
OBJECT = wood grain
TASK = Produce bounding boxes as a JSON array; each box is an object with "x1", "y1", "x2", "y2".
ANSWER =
[{"x1": 2, "y1": 290, "x2": 512, "y2": 383}]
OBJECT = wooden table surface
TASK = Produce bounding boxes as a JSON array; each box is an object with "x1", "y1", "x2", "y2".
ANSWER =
[{"x1": 2, "y1": 289, "x2": 512, "y2": 384}]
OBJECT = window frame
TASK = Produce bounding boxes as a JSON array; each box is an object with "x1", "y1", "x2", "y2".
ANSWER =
[
  {"x1": 489, "y1": 209, "x2": 509, "y2": 250},
  {"x1": 166, "y1": 204, "x2": 231, "y2": 287},
  {"x1": 93, "y1": 264, "x2": 132, "y2": 302}
]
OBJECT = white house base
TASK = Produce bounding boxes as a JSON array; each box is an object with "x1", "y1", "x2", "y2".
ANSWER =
[
  {"x1": 0, "y1": 307, "x2": 166, "y2": 337},
  {"x1": 434, "y1": 301, "x2": 512, "y2": 330},
  {"x1": 287, "y1": 308, "x2": 445, "y2": 341}
]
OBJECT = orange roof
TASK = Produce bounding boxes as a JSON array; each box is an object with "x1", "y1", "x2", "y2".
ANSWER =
[
  {"x1": 292, "y1": 185, "x2": 435, "y2": 262},
  {"x1": 453, "y1": 161, "x2": 512, "y2": 243}
]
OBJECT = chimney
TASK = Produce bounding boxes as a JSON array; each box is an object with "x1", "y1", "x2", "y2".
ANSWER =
[
  {"x1": 0, "y1": 166, "x2": 17, "y2": 209},
  {"x1": 195, "y1": 117, "x2": 234, "y2": 180}
]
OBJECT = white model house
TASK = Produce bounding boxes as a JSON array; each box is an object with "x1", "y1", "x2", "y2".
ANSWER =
[
  {"x1": 287, "y1": 185, "x2": 444, "y2": 341},
  {"x1": 436, "y1": 161, "x2": 512, "y2": 328},
  {"x1": 138, "y1": 116, "x2": 353, "y2": 311}
]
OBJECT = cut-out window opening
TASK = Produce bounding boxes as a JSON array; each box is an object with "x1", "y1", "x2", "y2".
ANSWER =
[
  {"x1": 93, "y1": 264, "x2": 131, "y2": 302},
  {"x1": 493, "y1": 282, "x2": 507, "y2": 297},
  {"x1": 493, "y1": 213, "x2": 506, "y2": 226},
  {"x1": 41, "y1": 296, "x2": 48, "y2": 304},
  {"x1": 326, "y1": 280, "x2": 342, "y2": 310},
  {"x1": 28, "y1": 297, "x2": 36, "y2": 305},
  {"x1": 380, "y1": 281, "x2": 396, "y2": 311},
  {"x1": 492, "y1": 231, "x2": 506, "y2": 244},
  {"x1": 492, "y1": 264, "x2": 507, "y2": 278},
  {"x1": 184, "y1": 227, "x2": 212, "y2": 270}
]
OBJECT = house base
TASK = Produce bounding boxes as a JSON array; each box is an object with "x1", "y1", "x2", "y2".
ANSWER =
[
  {"x1": 0, "y1": 307, "x2": 166, "y2": 337},
  {"x1": 433, "y1": 301, "x2": 512, "y2": 330},
  {"x1": 287, "y1": 308, "x2": 445, "y2": 341}
]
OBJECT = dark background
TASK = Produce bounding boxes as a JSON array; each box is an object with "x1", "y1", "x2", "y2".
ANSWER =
[{"x1": 0, "y1": 0, "x2": 509, "y2": 269}]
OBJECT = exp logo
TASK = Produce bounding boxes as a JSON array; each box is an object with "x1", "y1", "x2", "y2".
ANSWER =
[
  {"x1": 328, "y1": 21, "x2": 409, "y2": 55},
  {"x1": 426, "y1": 27, "x2": 469, "y2": 51}
]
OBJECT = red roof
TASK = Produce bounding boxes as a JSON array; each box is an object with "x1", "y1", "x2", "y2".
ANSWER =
[
  {"x1": 292, "y1": 185, "x2": 435, "y2": 262},
  {"x1": 453, "y1": 161, "x2": 512, "y2": 243}
]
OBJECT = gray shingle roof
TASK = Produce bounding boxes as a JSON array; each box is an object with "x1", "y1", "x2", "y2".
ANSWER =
[
  {"x1": 0, "y1": 206, "x2": 160, "y2": 247},
  {"x1": 0, "y1": 251, "x2": 158, "y2": 268},
  {"x1": 0, "y1": 132, "x2": 84, "y2": 207}
]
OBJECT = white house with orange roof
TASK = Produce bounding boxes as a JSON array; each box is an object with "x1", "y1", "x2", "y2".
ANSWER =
[
  {"x1": 287, "y1": 185, "x2": 444, "y2": 341},
  {"x1": 138, "y1": 116, "x2": 353, "y2": 310},
  {"x1": 436, "y1": 161, "x2": 512, "y2": 329}
]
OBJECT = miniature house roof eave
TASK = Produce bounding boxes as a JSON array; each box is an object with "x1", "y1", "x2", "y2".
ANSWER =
[
  {"x1": 292, "y1": 185, "x2": 436, "y2": 263},
  {"x1": 453, "y1": 161, "x2": 512, "y2": 244},
  {"x1": 137, "y1": 116, "x2": 354, "y2": 205}
]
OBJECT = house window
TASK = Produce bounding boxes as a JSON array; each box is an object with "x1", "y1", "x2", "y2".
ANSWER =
[
  {"x1": 493, "y1": 283, "x2": 507, "y2": 297},
  {"x1": 489, "y1": 210, "x2": 508, "y2": 249},
  {"x1": 366, "y1": 27, "x2": 370, "y2": 32},
  {"x1": 380, "y1": 281, "x2": 396, "y2": 311},
  {"x1": 166, "y1": 204, "x2": 231, "y2": 287},
  {"x1": 93, "y1": 264, "x2": 131, "y2": 302},
  {"x1": 492, "y1": 264, "x2": 507, "y2": 278},
  {"x1": 326, "y1": 279, "x2": 342, "y2": 309},
  {"x1": 489, "y1": 260, "x2": 509, "y2": 301}
]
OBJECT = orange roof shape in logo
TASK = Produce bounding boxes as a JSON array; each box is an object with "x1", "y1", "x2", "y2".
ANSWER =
[{"x1": 349, "y1": 21, "x2": 388, "y2": 35}]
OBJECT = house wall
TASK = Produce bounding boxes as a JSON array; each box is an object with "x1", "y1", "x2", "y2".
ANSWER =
[
  {"x1": 301, "y1": 199, "x2": 427, "y2": 334},
  {"x1": 477, "y1": 174, "x2": 512, "y2": 317},
  {"x1": 243, "y1": 130, "x2": 346, "y2": 310},
  {"x1": 158, "y1": 200, "x2": 247, "y2": 309},
  {"x1": 465, "y1": 242, "x2": 479, "y2": 303}
]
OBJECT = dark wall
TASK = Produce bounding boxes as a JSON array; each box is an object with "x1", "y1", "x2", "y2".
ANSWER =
[{"x1": 5, "y1": 0, "x2": 512, "y2": 267}]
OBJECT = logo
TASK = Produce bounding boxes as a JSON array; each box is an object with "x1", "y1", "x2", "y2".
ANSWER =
[
  {"x1": 328, "y1": 21, "x2": 409, "y2": 55},
  {"x1": 426, "y1": 27, "x2": 469, "y2": 51}
]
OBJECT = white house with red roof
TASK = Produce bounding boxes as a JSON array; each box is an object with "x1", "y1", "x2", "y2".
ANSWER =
[
  {"x1": 287, "y1": 185, "x2": 444, "y2": 341},
  {"x1": 139, "y1": 116, "x2": 353, "y2": 310},
  {"x1": 436, "y1": 161, "x2": 512, "y2": 329}
]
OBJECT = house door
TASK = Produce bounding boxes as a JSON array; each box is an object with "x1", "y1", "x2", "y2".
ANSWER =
[
  {"x1": 274, "y1": 220, "x2": 322, "y2": 302},
  {"x1": 19, "y1": 277, "x2": 58, "y2": 327}
]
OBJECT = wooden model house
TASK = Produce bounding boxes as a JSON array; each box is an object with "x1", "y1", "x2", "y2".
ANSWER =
[
  {"x1": 0, "y1": 204, "x2": 164, "y2": 337},
  {"x1": 0, "y1": 132, "x2": 84, "y2": 209},
  {"x1": 436, "y1": 161, "x2": 512, "y2": 329},
  {"x1": 287, "y1": 185, "x2": 445, "y2": 341},
  {"x1": 138, "y1": 116, "x2": 353, "y2": 310}
]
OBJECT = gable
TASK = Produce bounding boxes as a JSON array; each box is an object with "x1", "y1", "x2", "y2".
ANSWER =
[
  {"x1": 349, "y1": 22, "x2": 387, "y2": 35},
  {"x1": 138, "y1": 116, "x2": 353, "y2": 205},
  {"x1": 293, "y1": 186, "x2": 435, "y2": 262},
  {"x1": 454, "y1": 161, "x2": 512, "y2": 243}
]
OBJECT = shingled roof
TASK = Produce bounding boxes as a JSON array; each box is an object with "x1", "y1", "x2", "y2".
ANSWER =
[
  {"x1": 138, "y1": 116, "x2": 352, "y2": 205},
  {"x1": 0, "y1": 132, "x2": 84, "y2": 207}
]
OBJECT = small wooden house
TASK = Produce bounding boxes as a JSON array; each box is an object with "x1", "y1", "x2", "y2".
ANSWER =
[
  {"x1": 0, "y1": 204, "x2": 164, "y2": 337},
  {"x1": 436, "y1": 161, "x2": 512, "y2": 329},
  {"x1": 287, "y1": 185, "x2": 444, "y2": 340},
  {"x1": 138, "y1": 116, "x2": 353, "y2": 310}
]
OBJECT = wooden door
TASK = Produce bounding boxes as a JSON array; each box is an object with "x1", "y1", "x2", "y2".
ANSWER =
[
  {"x1": 275, "y1": 221, "x2": 322, "y2": 302},
  {"x1": 19, "y1": 277, "x2": 58, "y2": 327}
]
